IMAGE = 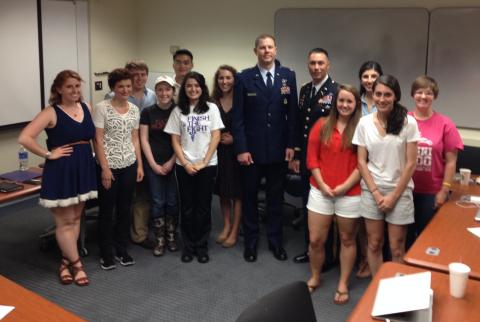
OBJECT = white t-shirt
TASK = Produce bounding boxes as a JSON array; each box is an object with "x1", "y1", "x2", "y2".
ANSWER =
[
  {"x1": 164, "y1": 101, "x2": 224, "y2": 166},
  {"x1": 352, "y1": 113, "x2": 420, "y2": 189},
  {"x1": 92, "y1": 100, "x2": 140, "y2": 169}
]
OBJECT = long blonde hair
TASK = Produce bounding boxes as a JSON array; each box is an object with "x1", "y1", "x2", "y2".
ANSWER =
[
  {"x1": 48, "y1": 70, "x2": 83, "y2": 106},
  {"x1": 320, "y1": 84, "x2": 362, "y2": 150}
]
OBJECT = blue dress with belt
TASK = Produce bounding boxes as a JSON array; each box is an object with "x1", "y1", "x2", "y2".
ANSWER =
[{"x1": 39, "y1": 102, "x2": 97, "y2": 208}]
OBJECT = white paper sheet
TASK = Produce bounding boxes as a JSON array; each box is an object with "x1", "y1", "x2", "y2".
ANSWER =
[
  {"x1": 467, "y1": 227, "x2": 480, "y2": 238},
  {"x1": 0, "y1": 305, "x2": 15, "y2": 320},
  {"x1": 372, "y1": 271, "x2": 431, "y2": 319}
]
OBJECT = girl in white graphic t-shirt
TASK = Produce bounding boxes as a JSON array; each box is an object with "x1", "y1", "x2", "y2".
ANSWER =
[
  {"x1": 352, "y1": 75, "x2": 420, "y2": 276},
  {"x1": 164, "y1": 72, "x2": 224, "y2": 264}
]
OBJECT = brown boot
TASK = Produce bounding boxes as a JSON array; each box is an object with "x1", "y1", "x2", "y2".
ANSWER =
[
  {"x1": 166, "y1": 216, "x2": 179, "y2": 252},
  {"x1": 153, "y1": 218, "x2": 166, "y2": 256}
]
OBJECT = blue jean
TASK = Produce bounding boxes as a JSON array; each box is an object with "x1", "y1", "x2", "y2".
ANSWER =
[
  {"x1": 144, "y1": 162, "x2": 178, "y2": 220},
  {"x1": 406, "y1": 192, "x2": 437, "y2": 250}
]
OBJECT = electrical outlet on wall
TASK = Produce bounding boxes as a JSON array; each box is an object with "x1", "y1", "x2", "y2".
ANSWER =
[{"x1": 95, "y1": 81, "x2": 102, "y2": 91}]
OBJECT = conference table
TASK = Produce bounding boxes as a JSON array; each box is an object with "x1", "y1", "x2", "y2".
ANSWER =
[
  {"x1": 347, "y1": 262, "x2": 480, "y2": 322},
  {"x1": 0, "y1": 275, "x2": 85, "y2": 321},
  {"x1": 404, "y1": 180, "x2": 480, "y2": 280},
  {"x1": 0, "y1": 168, "x2": 42, "y2": 207}
]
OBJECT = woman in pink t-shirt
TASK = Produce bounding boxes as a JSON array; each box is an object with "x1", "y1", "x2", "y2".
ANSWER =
[{"x1": 406, "y1": 75, "x2": 463, "y2": 248}]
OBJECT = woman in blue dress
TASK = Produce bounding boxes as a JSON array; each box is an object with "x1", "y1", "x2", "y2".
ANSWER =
[{"x1": 19, "y1": 70, "x2": 97, "y2": 286}]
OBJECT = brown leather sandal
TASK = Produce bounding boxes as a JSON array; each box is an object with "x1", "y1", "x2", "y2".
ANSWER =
[
  {"x1": 70, "y1": 258, "x2": 89, "y2": 286},
  {"x1": 59, "y1": 257, "x2": 73, "y2": 285}
]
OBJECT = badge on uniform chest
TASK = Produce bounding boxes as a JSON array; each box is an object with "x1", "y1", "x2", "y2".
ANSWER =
[
  {"x1": 318, "y1": 94, "x2": 333, "y2": 105},
  {"x1": 280, "y1": 78, "x2": 290, "y2": 95}
]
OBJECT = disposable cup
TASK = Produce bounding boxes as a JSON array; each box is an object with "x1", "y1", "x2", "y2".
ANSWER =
[
  {"x1": 449, "y1": 262, "x2": 470, "y2": 298},
  {"x1": 459, "y1": 168, "x2": 471, "y2": 185}
]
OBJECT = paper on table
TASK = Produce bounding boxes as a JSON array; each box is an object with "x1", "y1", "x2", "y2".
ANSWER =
[
  {"x1": 0, "y1": 305, "x2": 15, "y2": 320},
  {"x1": 372, "y1": 271, "x2": 431, "y2": 319},
  {"x1": 467, "y1": 227, "x2": 480, "y2": 238}
]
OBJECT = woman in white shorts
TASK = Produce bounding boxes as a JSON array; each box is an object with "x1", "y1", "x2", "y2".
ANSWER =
[
  {"x1": 352, "y1": 75, "x2": 420, "y2": 276},
  {"x1": 306, "y1": 84, "x2": 362, "y2": 305}
]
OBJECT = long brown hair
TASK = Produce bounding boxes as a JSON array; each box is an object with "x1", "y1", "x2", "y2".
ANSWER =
[
  {"x1": 211, "y1": 65, "x2": 237, "y2": 104},
  {"x1": 320, "y1": 84, "x2": 362, "y2": 150},
  {"x1": 48, "y1": 70, "x2": 83, "y2": 106}
]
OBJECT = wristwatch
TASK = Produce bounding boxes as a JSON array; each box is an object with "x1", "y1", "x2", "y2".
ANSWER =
[{"x1": 45, "y1": 151, "x2": 52, "y2": 159}]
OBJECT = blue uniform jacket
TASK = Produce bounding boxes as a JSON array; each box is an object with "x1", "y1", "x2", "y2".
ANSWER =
[{"x1": 232, "y1": 65, "x2": 299, "y2": 164}]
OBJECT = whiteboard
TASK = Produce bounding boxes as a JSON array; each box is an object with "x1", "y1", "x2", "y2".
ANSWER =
[
  {"x1": 275, "y1": 8, "x2": 429, "y2": 108},
  {"x1": 0, "y1": 0, "x2": 41, "y2": 127},
  {"x1": 427, "y1": 8, "x2": 480, "y2": 129}
]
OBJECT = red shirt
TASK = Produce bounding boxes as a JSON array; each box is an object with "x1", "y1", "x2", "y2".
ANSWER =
[{"x1": 306, "y1": 119, "x2": 360, "y2": 196}]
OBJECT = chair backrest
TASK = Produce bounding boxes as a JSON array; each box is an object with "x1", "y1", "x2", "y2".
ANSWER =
[
  {"x1": 236, "y1": 281, "x2": 317, "y2": 322},
  {"x1": 456, "y1": 145, "x2": 480, "y2": 174}
]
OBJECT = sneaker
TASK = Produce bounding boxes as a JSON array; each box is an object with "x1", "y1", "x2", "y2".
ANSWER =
[
  {"x1": 115, "y1": 253, "x2": 135, "y2": 266},
  {"x1": 100, "y1": 257, "x2": 116, "y2": 270}
]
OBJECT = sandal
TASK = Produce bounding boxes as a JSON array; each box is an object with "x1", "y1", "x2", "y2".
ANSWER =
[
  {"x1": 70, "y1": 258, "x2": 89, "y2": 286},
  {"x1": 59, "y1": 257, "x2": 73, "y2": 285},
  {"x1": 306, "y1": 279, "x2": 321, "y2": 294},
  {"x1": 356, "y1": 260, "x2": 371, "y2": 279},
  {"x1": 333, "y1": 289, "x2": 349, "y2": 305}
]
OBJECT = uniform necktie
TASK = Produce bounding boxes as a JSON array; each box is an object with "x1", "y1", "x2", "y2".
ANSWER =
[
  {"x1": 311, "y1": 86, "x2": 317, "y2": 98},
  {"x1": 266, "y1": 72, "x2": 273, "y2": 90}
]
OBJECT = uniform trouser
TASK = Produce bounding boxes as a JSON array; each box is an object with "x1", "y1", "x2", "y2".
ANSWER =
[
  {"x1": 241, "y1": 162, "x2": 286, "y2": 250},
  {"x1": 176, "y1": 165, "x2": 217, "y2": 255},
  {"x1": 130, "y1": 180, "x2": 150, "y2": 243},
  {"x1": 97, "y1": 163, "x2": 136, "y2": 258},
  {"x1": 301, "y1": 171, "x2": 336, "y2": 264}
]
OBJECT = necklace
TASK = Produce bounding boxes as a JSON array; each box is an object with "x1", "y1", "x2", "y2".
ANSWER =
[
  {"x1": 60, "y1": 104, "x2": 79, "y2": 118},
  {"x1": 376, "y1": 114, "x2": 387, "y2": 129}
]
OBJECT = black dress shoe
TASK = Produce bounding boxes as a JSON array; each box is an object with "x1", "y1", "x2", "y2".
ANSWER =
[
  {"x1": 243, "y1": 247, "x2": 257, "y2": 262},
  {"x1": 269, "y1": 245, "x2": 288, "y2": 261},
  {"x1": 293, "y1": 252, "x2": 309, "y2": 264},
  {"x1": 181, "y1": 253, "x2": 194, "y2": 263},
  {"x1": 197, "y1": 253, "x2": 210, "y2": 264}
]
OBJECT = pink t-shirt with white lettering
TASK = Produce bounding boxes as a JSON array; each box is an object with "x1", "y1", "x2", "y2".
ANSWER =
[{"x1": 409, "y1": 111, "x2": 463, "y2": 194}]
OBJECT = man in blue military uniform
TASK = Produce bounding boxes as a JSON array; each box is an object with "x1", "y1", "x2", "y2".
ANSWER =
[
  {"x1": 290, "y1": 48, "x2": 339, "y2": 269},
  {"x1": 232, "y1": 34, "x2": 298, "y2": 262}
]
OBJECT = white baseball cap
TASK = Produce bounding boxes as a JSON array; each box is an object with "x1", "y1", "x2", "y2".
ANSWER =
[{"x1": 154, "y1": 75, "x2": 176, "y2": 88}]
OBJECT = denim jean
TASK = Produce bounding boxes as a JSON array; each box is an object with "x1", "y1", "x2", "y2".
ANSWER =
[
  {"x1": 97, "y1": 162, "x2": 137, "y2": 258},
  {"x1": 406, "y1": 192, "x2": 437, "y2": 250},
  {"x1": 144, "y1": 162, "x2": 178, "y2": 219}
]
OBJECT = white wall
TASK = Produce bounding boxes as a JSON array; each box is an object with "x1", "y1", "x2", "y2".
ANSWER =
[
  {"x1": 0, "y1": 0, "x2": 478, "y2": 172},
  {"x1": 135, "y1": 0, "x2": 480, "y2": 147}
]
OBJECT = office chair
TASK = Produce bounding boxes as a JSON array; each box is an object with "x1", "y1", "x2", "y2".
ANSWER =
[
  {"x1": 257, "y1": 172, "x2": 303, "y2": 225},
  {"x1": 236, "y1": 281, "x2": 317, "y2": 322},
  {"x1": 39, "y1": 199, "x2": 98, "y2": 256}
]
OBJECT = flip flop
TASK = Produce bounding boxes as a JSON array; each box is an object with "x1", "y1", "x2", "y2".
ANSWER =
[
  {"x1": 307, "y1": 282, "x2": 320, "y2": 294},
  {"x1": 333, "y1": 289, "x2": 349, "y2": 305}
]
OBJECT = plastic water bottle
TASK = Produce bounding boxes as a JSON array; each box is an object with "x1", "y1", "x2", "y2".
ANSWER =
[{"x1": 18, "y1": 145, "x2": 29, "y2": 171}]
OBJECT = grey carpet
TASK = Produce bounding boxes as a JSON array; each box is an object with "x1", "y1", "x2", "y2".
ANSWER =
[{"x1": 0, "y1": 195, "x2": 370, "y2": 322}]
